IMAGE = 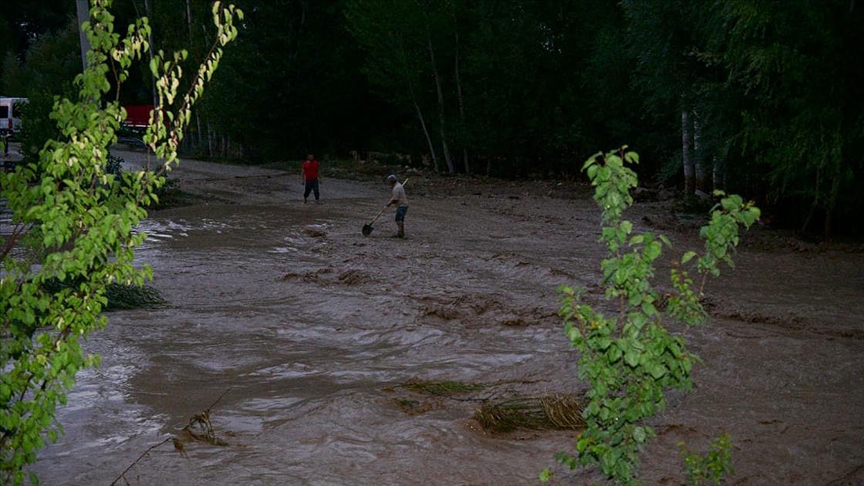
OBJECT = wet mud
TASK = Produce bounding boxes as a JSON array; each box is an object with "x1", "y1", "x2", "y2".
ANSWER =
[{"x1": 29, "y1": 149, "x2": 864, "y2": 485}]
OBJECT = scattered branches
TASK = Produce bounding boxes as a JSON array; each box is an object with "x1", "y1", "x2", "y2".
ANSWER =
[
  {"x1": 109, "y1": 388, "x2": 232, "y2": 486},
  {"x1": 109, "y1": 438, "x2": 173, "y2": 486},
  {"x1": 181, "y1": 387, "x2": 232, "y2": 446}
]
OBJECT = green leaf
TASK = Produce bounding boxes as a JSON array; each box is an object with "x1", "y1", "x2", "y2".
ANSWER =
[
  {"x1": 625, "y1": 350, "x2": 640, "y2": 367},
  {"x1": 641, "y1": 301, "x2": 657, "y2": 317},
  {"x1": 608, "y1": 344, "x2": 623, "y2": 362},
  {"x1": 650, "y1": 363, "x2": 667, "y2": 379},
  {"x1": 633, "y1": 426, "x2": 647, "y2": 443},
  {"x1": 577, "y1": 436, "x2": 591, "y2": 452},
  {"x1": 539, "y1": 468, "x2": 552, "y2": 482},
  {"x1": 644, "y1": 241, "x2": 662, "y2": 260}
]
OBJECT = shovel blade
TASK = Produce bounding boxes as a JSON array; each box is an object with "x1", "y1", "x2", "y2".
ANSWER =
[{"x1": 362, "y1": 223, "x2": 374, "y2": 236}]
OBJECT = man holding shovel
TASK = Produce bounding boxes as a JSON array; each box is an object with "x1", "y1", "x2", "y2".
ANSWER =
[{"x1": 386, "y1": 174, "x2": 408, "y2": 238}]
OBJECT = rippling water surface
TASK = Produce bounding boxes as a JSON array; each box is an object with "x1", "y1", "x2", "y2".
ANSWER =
[{"x1": 31, "y1": 197, "x2": 581, "y2": 485}]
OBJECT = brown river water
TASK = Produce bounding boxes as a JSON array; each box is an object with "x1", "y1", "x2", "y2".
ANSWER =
[{"x1": 25, "y1": 149, "x2": 864, "y2": 485}]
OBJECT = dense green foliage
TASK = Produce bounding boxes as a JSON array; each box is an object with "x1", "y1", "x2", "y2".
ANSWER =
[
  {"x1": 547, "y1": 148, "x2": 757, "y2": 484},
  {"x1": 0, "y1": 1, "x2": 241, "y2": 483},
  {"x1": 679, "y1": 432, "x2": 734, "y2": 485},
  {"x1": 2, "y1": 1, "x2": 860, "y2": 234}
]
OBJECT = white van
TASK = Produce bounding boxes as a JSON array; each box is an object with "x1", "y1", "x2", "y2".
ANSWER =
[{"x1": 0, "y1": 97, "x2": 27, "y2": 138}]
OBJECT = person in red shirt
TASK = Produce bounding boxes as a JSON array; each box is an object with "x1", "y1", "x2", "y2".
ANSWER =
[{"x1": 301, "y1": 153, "x2": 320, "y2": 203}]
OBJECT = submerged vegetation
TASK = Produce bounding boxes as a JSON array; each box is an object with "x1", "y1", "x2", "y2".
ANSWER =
[
  {"x1": 41, "y1": 279, "x2": 167, "y2": 311},
  {"x1": 475, "y1": 394, "x2": 586, "y2": 433},
  {"x1": 402, "y1": 380, "x2": 486, "y2": 396}
]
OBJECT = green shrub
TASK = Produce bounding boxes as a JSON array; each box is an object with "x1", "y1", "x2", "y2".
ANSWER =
[
  {"x1": 542, "y1": 147, "x2": 758, "y2": 485},
  {"x1": 0, "y1": 2, "x2": 242, "y2": 483},
  {"x1": 680, "y1": 433, "x2": 735, "y2": 485}
]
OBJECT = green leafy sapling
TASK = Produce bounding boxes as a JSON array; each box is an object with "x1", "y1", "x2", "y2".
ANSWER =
[
  {"x1": 0, "y1": 1, "x2": 242, "y2": 484},
  {"x1": 542, "y1": 147, "x2": 758, "y2": 485}
]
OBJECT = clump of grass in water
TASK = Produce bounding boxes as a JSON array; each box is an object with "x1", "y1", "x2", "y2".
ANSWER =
[
  {"x1": 402, "y1": 380, "x2": 486, "y2": 396},
  {"x1": 41, "y1": 279, "x2": 167, "y2": 310},
  {"x1": 394, "y1": 398, "x2": 434, "y2": 415},
  {"x1": 104, "y1": 283, "x2": 168, "y2": 310},
  {"x1": 474, "y1": 394, "x2": 586, "y2": 433}
]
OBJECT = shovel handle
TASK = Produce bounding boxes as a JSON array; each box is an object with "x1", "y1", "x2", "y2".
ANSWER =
[{"x1": 369, "y1": 205, "x2": 388, "y2": 225}]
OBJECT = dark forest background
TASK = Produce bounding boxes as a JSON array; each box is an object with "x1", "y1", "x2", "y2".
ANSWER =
[{"x1": 2, "y1": 0, "x2": 862, "y2": 236}]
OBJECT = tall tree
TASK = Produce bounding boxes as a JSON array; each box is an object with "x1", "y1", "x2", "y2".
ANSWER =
[
  {"x1": 346, "y1": 0, "x2": 453, "y2": 171},
  {"x1": 707, "y1": 0, "x2": 864, "y2": 236},
  {"x1": 622, "y1": 0, "x2": 718, "y2": 194},
  {"x1": 419, "y1": 1, "x2": 455, "y2": 174},
  {"x1": 75, "y1": 0, "x2": 90, "y2": 74},
  {"x1": 0, "y1": 0, "x2": 75, "y2": 94}
]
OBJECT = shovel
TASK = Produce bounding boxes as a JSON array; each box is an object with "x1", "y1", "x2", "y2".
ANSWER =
[
  {"x1": 362, "y1": 178, "x2": 408, "y2": 236},
  {"x1": 362, "y1": 205, "x2": 388, "y2": 236}
]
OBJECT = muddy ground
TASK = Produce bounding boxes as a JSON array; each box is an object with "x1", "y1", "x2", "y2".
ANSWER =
[{"x1": 29, "y1": 148, "x2": 864, "y2": 485}]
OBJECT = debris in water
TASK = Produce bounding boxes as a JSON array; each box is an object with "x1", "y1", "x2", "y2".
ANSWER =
[
  {"x1": 474, "y1": 394, "x2": 585, "y2": 433},
  {"x1": 403, "y1": 379, "x2": 486, "y2": 396}
]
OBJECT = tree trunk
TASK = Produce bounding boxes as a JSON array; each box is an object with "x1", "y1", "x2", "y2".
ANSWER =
[
  {"x1": 824, "y1": 150, "x2": 843, "y2": 240},
  {"x1": 185, "y1": 0, "x2": 193, "y2": 39},
  {"x1": 144, "y1": 0, "x2": 156, "y2": 104},
  {"x1": 454, "y1": 27, "x2": 469, "y2": 174},
  {"x1": 681, "y1": 110, "x2": 695, "y2": 196},
  {"x1": 415, "y1": 101, "x2": 439, "y2": 173},
  {"x1": 397, "y1": 34, "x2": 438, "y2": 173},
  {"x1": 426, "y1": 30, "x2": 454, "y2": 174},
  {"x1": 75, "y1": 0, "x2": 91, "y2": 73},
  {"x1": 711, "y1": 156, "x2": 723, "y2": 191},
  {"x1": 207, "y1": 123, "x2": 214, "y2": 157},
  {"x1": 185, "y1": 0, "x2": 201, "y2": 149},
  {"x1": 692, "y1": 110, "x2": 708, "y2": 193},
  {"x1": 712, "y1": 142, "x2": 728, "y2": 191}
]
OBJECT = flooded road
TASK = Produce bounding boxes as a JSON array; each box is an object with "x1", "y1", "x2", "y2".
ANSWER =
[{"x1": 30, "y1": 150, "x2": 864, "y2": 485}]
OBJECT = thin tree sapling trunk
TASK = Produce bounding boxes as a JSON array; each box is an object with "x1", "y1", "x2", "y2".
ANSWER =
[
  {"x1": 681, "y1": 110, "x2": 695, "y2": 196},
  {"x1": 693, "y1": 110, "x2": 707, "y2": 193},
  {"x1": 425, "y1": 29, "x2": 454, "y2": 174}
]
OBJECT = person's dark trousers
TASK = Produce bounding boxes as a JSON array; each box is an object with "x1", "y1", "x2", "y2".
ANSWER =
[{"x1": 304, "y1": 179, "x2": 320, "y2": 201}]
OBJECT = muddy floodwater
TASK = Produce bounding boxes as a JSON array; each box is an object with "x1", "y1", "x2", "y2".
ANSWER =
[{"x1": 29, "y1": 149, "x2": 864, "y2": 485}]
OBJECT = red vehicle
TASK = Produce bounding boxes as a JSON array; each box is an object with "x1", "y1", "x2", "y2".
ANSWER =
[{"x1": 122, "y1": 105, "x2": 154, "y2": 132}]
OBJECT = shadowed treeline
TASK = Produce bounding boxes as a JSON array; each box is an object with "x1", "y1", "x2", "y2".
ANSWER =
[{"x1": 1, "y1": 0, "x2": 862, "y2": 236}]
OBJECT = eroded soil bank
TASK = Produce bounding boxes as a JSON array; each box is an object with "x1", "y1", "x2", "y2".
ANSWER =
[{"x1": 31, "y1": 149, "x2": 864, "y2": 485}]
